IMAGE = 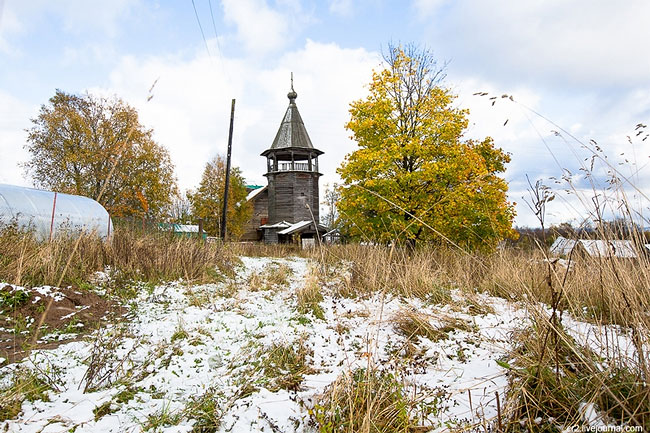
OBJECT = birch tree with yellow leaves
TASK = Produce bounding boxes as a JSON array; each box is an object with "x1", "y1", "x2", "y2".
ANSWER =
[
  {"x1": 188, "y1": 156, "x2": 251, "y2": 239},
  {"x1": 337, "y1": 44, "x2": 517, "y2": 250}
]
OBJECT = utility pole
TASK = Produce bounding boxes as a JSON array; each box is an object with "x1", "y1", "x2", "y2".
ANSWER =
[{"x1": 221, "y1": 98, "x2": 235, "y2": 241}]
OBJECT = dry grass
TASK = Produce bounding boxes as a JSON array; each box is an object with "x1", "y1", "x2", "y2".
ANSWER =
[
  {"x1": 310, "y1": 239, "x2": 650, "y2": 430},
  {"x1": 0, "y1": 367, "x2": 51, "y2": 421},
  {"x1": 317, "y1": 243, "x2": 650, "y2": 330},
  {"x1": 392, "y1": 309, "x2": 474, "y2": 344},
  {"x1": 392, "y1": 309, "x2": 443, "y2": 343},
  {"x1": 314, "y1": 245, "x2": 452, "y2": 303},
  {"x1": 311, "y1": 366, "x2": 441, "y2": 433},
  {"x1": 0, "y1": 223, "x2": 237, "y2": 294},
  {"x1": 501, "y1": 307, "x2": 650, "y2": 431},
  {"x1": 296, "y1": 266, "x2": 325, "y2": 319},
  {"x1": 473, "y1": 247, "x2": 650, "y2": 333},
  {"x1": 3, "y1": 188, "x2": 649, "y2": 430},
  {"x1": 246, "y1": 262, "x2": 292, "y2": 292},
  {"x1": 230, "y1": 242, "x2": 306, "y2": 258}
]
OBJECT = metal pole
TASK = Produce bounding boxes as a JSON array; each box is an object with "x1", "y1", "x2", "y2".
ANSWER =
[
  {"x1": 221, "y1": 98, "x2": 235, "y2": 241},
  {"x1": 49, "y1": 192, "x2": 58, "y2": 242}
]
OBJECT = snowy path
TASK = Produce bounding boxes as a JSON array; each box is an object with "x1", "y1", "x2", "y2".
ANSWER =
[{"x1": 2, "y1": 256, "x2": 534, "y2": 432}]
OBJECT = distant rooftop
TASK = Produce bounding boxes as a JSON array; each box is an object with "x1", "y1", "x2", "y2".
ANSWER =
[{"x1": 246, "y1": 185, "x2": 267, "y2": 202}]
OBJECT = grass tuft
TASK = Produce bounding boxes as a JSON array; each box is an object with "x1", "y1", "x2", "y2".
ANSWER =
[
  {"x1": 0, "y1": 368, "x2": 51, "y2": 422},
  {"x1": 501, "y1": 313, "x2": 650, "y2": 431},
  {"x1": 232, "y1": 338, "x2": 314, "y2": 395},
  {"x1": 296, "y1": 266, "x2": 325, "y2": 319},
  {"x1": 185, "y1": 387, "x2": 226, "y2": 432},
  {"x1": 247, "y1": 262, "x2": 293, "y2": 292},
  {"x1": 393, "y1": 308, "x2": 474, "y2": 343},
  {"x1": 141, "y1": 401, "x2": 183, "y2": 431},
  {"x1": 311, "y1": 366, "x2": 441, "y2": 432}
]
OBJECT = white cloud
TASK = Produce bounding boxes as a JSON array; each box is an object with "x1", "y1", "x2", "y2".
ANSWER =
[
  {"x1": 445, "y1": 72, "x2": 650, "y2": 227},
  {"x1": 3, "y1": 0, "x2": 138, "y2": 39},
  {"x1": 412, "y1": 0, "x2": 449, "y2": 16},
  {"x1": 81, "y1": 40, "x2": 379, "y2": 197},
  {"x1": 329, "y1": 0, "x2": 353, "y2": 17},
  {"x1": 90, "y1": 51, "x2": 244, "y2": 193},
  {"x1": 85, "y1": 36, "x2": 648, "y2": 227},
  {"x1": 0, "y1": 91, "x2": 36, "y2": 187},
  {"x1": 4, "y1": 0, "x2": 648, "y2": 228},
  {"x1": 221, "y1": 0, "x2": 292, "y2": 56},
  {"x1": 61, "y1": 43, "x2": 118, "y2": 67},
  {"x1": 57, "y1": 0, "x2": 138, "y2": 37},
  {"x1": 418, "y1": 0, "x2": 650, "y2": 89},
  {"x1": 0, "y1": 1, "x2": 22, "y2": 55},
  {"x1": 413, "y1": 1, "x2": 650, "y2": 225},
  {"x1": 0, "y1": 1, "x2": 22, "y2": 34}
]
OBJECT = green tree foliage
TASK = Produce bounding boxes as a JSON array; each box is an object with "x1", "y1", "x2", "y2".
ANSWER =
[
  {"x1": 189, "y1": 155, "x2": 251, "y2": 239},
  {"x1": 337, "y1": 45, "x2": 517, "y2": 249},
  {"x1": 24, "y1": 90, "x2": 178, "y2": 218}
]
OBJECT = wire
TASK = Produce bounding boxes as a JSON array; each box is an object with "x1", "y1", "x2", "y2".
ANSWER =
[
  {"x1": 208, "y1": 0, "x2": 231, "y2": 83},
  {"x1": 191, "y1": 0, "x2": 213, "y2": 60},
  {"x1": 191, "y1": 0, "x2": 231, "y2": 86},
  {"x1": 208, "y1": 0, "x2": 224, "y2": 60}
]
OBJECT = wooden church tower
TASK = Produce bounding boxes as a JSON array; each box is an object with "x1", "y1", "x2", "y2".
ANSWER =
[{"x1": 243, "y1": 77, "x2": 326, "y2": 244}]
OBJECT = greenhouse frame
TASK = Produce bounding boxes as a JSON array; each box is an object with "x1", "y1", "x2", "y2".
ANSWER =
[{"x1": 0, "y1": 183, "x2": 113, "y2": 240}]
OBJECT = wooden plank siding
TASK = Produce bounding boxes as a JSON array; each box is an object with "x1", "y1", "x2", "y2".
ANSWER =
[
  {"x1": 267, "y1": 171, "x2": 319, "y2": 224},
  {"x1": 241, "y1": 189, "x2": 269, "y2": 241}
]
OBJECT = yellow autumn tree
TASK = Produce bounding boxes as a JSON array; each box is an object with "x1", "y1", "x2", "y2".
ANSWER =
[
  {"x1": 188, "y1": 155, "x2": 251, "y2": 239},
  {"x1": 24, "y1": 90, "x2": 178, "y2": 218},
  {"x1": 337, "y1": 45, "x2": 517, "y2": 250}
]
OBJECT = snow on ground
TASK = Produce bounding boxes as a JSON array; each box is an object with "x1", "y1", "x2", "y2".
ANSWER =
[{"x1": 0, "y1": 256, "x2": 561, "y2": 432}]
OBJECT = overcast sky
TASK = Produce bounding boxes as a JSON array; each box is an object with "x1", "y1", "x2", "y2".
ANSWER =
[{"x1": 1, "y1": 0, "x2": 649, "y2": 227}]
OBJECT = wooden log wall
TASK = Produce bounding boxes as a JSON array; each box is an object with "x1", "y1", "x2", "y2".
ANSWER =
[
  {"x1": 241, "y1": 189, "x2": 269, "y2": 241},
  {"x1": 267, "y1": 171, "x2": 319, "y2": 224}
]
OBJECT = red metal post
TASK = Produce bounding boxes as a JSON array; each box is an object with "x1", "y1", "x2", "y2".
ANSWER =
[{"x1": 49, "y1": 192, "x2": 58, "y2": 242}]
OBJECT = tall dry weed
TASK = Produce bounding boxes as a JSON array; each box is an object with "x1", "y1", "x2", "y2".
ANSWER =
[{"x1": 0, "y1": 223, "x2": 236, "y2": 290}]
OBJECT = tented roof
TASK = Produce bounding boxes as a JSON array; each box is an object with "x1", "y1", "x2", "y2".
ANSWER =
[
  {"x1": 261, "y1": 86, "x2": 323, "y2": 157},
  {"x1": 0, "y1": 183, "x2": 112, "y2": 240}
]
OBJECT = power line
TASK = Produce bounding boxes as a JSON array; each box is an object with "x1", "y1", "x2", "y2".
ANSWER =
[
  {"x1": 191, "y1": 0, "x2": 231, "y2": 84},
  {"x1": 208, "y1": 0, "x2": 231, "y2": 83},
  {"x1": 208, "y1": 0, "x2": 225, "y2": 62},
  {"x1": 191, "y1": 0, "x2": 213, "y2": 60}
]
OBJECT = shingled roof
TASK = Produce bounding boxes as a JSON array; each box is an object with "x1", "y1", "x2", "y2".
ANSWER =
[{"x1": 262, "y1": 82, "x2": 322, "y2": 156}]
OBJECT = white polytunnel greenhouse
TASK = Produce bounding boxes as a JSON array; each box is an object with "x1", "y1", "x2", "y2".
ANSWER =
[{"x1": 0, "y1": 183, "x2": 113, "y2": 240}]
